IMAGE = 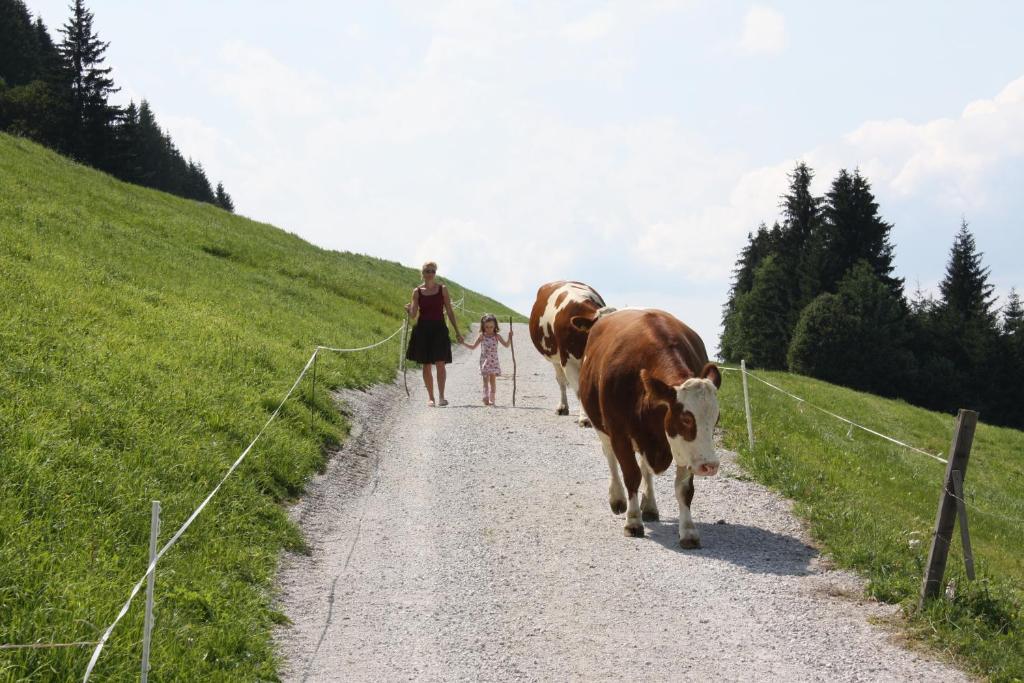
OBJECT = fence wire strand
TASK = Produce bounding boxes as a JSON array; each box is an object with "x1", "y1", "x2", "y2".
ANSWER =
[
  {"x1": 722, "y1": 366, "x2": 947, "y2": 464},
  {"x1": 723, "y1": 365, "x2": 1024, "y2": 527},
  {"x1": 0, "y1": 642, "x2": 98, "y2": 651}
]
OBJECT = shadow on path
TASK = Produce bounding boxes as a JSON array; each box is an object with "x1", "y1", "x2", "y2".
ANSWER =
[{"x1": 644, "y1": 519, "x2": 816, "y2": 577}]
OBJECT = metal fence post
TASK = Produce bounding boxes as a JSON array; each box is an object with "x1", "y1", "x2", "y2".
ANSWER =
[
  {"x1": 741, "y1": 360, "x2": 754, "y2": 450},
  {"x1": 919, "y1": 409, "x2": 978, "y2": 607},
  {"x1": 141, "y1": 500, "x2": 161, "y2": 682}
]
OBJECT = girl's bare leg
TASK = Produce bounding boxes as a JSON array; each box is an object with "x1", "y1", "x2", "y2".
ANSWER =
[
  {"x1": 435, "y1": 362, "x2": 447, "y2": 404},
  {"x1": 488, "y1": 375, "x2": 497, "y2": 405},
  {"x1": 421, "y1": 364, "x2": 435, "y2": 404},
  {"x1": 482, "y1": 376, "x2": 489, "y2": 404}
]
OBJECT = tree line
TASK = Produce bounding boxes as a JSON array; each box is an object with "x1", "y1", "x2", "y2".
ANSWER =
[
  {"x1": 0, "y1": 0, "x2": 234, "y2": 211},
  {"x1": 720, "y1": 163, "x2": 1024, "y2": 429}
]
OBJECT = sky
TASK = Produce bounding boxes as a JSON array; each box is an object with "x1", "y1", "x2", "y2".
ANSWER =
[{"x1": 29, "y1": 1, "x2": 1024, "y2": 351}]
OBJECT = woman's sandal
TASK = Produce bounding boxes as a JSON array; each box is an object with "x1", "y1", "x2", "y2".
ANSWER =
[
  {"x1": 427, "y1": 399, "x2": 436, "y2": 407},
  {"x1": 438, "y1": 399, "x2": 449, "y2": 407}
]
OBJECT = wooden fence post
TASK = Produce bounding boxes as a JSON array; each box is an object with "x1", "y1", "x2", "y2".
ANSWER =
[
  {"x1": 919, "y1": 409, "x2": 978, "y2": 607},
  {"x1": 741, "y1": 359, "x2": 754, "y2": 450}
]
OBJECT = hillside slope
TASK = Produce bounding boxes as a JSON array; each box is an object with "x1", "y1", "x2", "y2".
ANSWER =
[{"x1": 0, "y1": 133, "x2": 518, "y2": 680}]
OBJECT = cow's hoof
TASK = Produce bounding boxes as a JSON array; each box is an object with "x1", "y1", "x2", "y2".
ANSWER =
[
  {"x1": 624, "y1": 524, "x2": 645, "y2": 538},
  {"x1": 578, "y1": 417, "x2": 592, "y2": 428},
  {"x1": 556, "y1": 406, "x2": 570, "y2": 416},
  {"x1": 641, "y1": 510, "x2": 660, "y2": 522},
  {"x1": 679, "y1": 536, "x2": 702, "y2": 550},
  {"x1": 610, "y1": 499, "x2": 627, "y2": 515}
]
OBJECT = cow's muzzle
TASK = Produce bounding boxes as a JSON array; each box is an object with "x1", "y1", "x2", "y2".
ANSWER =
[{"x1": 695, "y1": 462, "x2": 720, "y2": 477}]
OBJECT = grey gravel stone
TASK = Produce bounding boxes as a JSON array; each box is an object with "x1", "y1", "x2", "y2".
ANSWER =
[{"x1": 274, "y1": 323, "x2": 965, "y2": 682}]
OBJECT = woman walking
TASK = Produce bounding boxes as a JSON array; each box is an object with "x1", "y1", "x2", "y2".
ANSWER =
[{"x1": 405, "y1": 261, "x2": 463, "y2": 406}]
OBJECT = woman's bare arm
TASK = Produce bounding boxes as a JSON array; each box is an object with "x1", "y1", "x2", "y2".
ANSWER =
[
  {"x1": 442, "y1": 286, "x2": 463, "y2": 341},
  {"x1": 406, "y1": 288, "x2": 420, "y2": 318}
]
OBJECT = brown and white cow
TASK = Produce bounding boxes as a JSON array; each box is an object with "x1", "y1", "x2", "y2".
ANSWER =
[
  {"x1": 529, "y1": 281, "x2": 614, "y2": 426},
  {"x1": 574, "y1": 308, "x2": 722, "y2": 548}
]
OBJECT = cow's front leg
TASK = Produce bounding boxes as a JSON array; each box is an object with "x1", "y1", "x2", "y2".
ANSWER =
[
  {"x1": 597, "y1": 432, "x2": 627, "y2": 514},
  {"x1": 617, "y1": 443, "x2": 644, "y2": 537},
  {"x1": 552, "y1": 361, "x2": 570, "y2": 416},
  {"x1": 639, "y1": 455, "x2": 659, "y2": 521},
  {"x1": 674, "y1": 466, "x2": 700, "y2": 549}
]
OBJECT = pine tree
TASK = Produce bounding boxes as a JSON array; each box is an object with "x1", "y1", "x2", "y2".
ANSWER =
[
  {"x1": 730, "y1": 254, "x2": 792, "y2": 369},
  {"x1": 938, "y1": 219, "x2": 997, "y2": 325},
  {"x1": 720, "y1": 223, "x2": 781, "y2": 360},
  {"x1": 58, "y1": 0, "x2": 118, "y2": 166},
  {"x1": 0, "y1": 0, "x2": 39, "y2": 86},
  {"x1": 821, "y1": 168, "x2": 902, "y2": 297},
  {"x1": 1002, "y1": 288, "x2": 1024, "y2": 337},
  {"x1": 777, "y1": 162, "x2": 824, "y2": 314},
  {"x1": 930, "y1": 220, "x2": 1000, "y2": 415},
  {"x1": 215, "y1": 182, "x2": 234, "y2": 212},
  {"x1": 112, "y1": 99, "x2": 141, "y2": 182}
]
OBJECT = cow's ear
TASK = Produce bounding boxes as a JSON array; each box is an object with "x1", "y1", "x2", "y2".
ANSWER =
[
  {"x1": 701, "y1": 363, "x2": 722, "y2": 389},
  {"x1": 641, "y1": 369, "x2": 676, "y2": 406},
  {"x1": 570, "y1": 315, "x2": 596, "y2": 333}
]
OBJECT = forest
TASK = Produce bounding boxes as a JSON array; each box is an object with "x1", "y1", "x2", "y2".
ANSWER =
[
  {"x1": 720, "y1": 163, "x2": 1024, "y2": 428},
  {"x1": 0, "y1": 0, "x2": 233, "y2": 210}
]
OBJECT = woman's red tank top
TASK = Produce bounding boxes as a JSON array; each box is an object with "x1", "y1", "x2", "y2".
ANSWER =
[{"x1": 418, "y1": 286, "x2": 444, "y2": 321}]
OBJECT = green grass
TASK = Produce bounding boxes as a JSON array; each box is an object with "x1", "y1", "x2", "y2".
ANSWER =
[
  {"x1": 0, "y1": 133, "x2": 520, "y2": 681},
  {"x1": 718, "y1": 365, "x2": 1024, "y2": 681}
]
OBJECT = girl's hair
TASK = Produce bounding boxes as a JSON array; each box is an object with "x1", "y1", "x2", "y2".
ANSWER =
[{"x1": 480, "y1": 313, "x2": 499, "y2": 333}]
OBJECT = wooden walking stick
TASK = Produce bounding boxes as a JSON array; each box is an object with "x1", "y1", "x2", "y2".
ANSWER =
[
  {"x1": 402, "y1": 311, "x2": 411, "y2": 398},
  {"x1": 509, "y1": 315, "x2": 517, "y2": 407}
]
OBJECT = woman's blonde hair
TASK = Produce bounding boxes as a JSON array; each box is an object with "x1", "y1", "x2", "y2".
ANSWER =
[
  {"x1": 421, "y1": 261, "x2": 438, "y2": 273},
  {"x1": 480, "y1": 313, "x2": 500, "y2": 333}
]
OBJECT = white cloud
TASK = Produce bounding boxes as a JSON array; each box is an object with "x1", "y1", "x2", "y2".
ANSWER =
[
  {"x1": 821, "y1": 75, "x2": 1024, "y2": 210},
  {"x1": 738, "y1": 5, "x2": 787, "y2": 55},
  {"x1": 564, "y1": 7, "x2": 616, "y2": 43},
  {"x1": 176, "y1": 3, "x2": 1023, "y2": 345}
]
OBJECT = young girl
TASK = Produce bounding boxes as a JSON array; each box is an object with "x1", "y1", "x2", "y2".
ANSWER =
[{"x1": 461, "y1": 314, "x2": 512, "y2": 406}]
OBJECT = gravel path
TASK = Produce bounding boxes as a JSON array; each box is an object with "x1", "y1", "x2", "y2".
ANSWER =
[{"x1": 274, "y1": 323, "x2": 966, "y2": 682}]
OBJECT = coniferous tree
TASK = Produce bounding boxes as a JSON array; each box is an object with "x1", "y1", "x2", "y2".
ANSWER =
[
  {"x1": 994, "y1": 287, "x2": 1024, "y2": 426},
  {"x1": 215, "y1": 182, "x2": 234, "y2": 212},
  {"x1": 720, "y1": 223, "x2": 781, "y2": 360},
  {"x1": 820, "y1": 169, "x2": 902, "y2": 297},
  {"x1": 730, "y1": 254, "x2": 792, "y2": 369},
  {"x1": 112, "y1": 99, "x2": 142, "y2": 182},
  {"x1": 1003, "y1": 288, "x2": 1024, "y2": 337},
  {"x1": 58, "y1": 0, "x2": 118, "y2": 167},
  {"x1": 938, "y1": 219, "x2": 997, "y2": 326},
  {"x1": 929, "y1": 220, "x2": 1000, "y2": 415},
  {"x1": 777, "y1": 162, "x2": 825, "y2": 316},
  {"x1": 0, "y1": 0, "x2": 40, "y2": 87}
]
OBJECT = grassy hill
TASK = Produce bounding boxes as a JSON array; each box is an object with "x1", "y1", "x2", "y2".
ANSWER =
[
  {"x1": 0, "y1": 133, "x2": 520, "y2": 681},
  {"x1": 717, "y1": 366, "x2": 1024, "y2": 681}
]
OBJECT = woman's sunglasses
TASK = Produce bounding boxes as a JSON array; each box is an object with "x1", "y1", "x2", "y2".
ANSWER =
[{"x1": 423, "y1": 269, "x2": 436, "y2": 274}]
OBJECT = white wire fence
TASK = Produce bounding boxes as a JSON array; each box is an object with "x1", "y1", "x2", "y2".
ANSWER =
[
  {"x1": 721, "y1": 363, "x2": 1024, "y2": 528},
  {"x1": 4, "y1": 289, "x2": 512, "y2": 673},
  {"x1": 76, "y1": 320, "x2": 418, "y2": 680}
]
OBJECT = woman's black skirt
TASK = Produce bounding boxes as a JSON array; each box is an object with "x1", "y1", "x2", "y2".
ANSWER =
[{"x1": 406, "y1": 319, "x2": 452, "y2": 364}]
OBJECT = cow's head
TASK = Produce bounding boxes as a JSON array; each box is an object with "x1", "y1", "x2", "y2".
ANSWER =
[{"x1": 641, "y1": 363, "x2": 722, "y2": 476}]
